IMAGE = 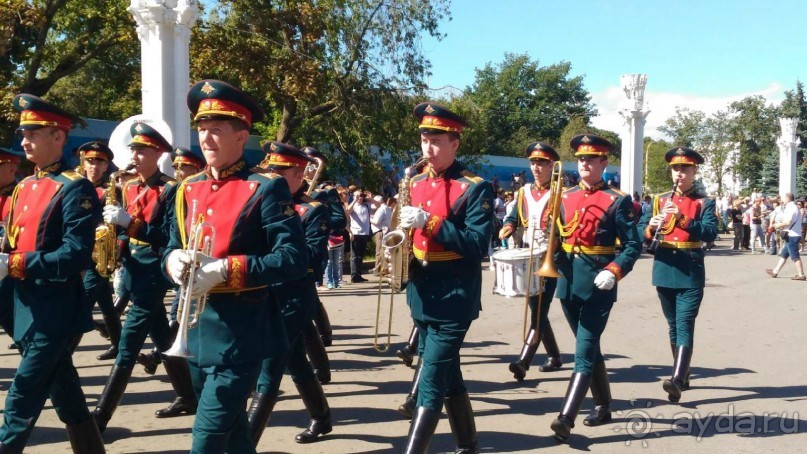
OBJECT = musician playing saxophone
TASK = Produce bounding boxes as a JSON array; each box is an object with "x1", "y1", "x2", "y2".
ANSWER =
[
  {"x1": 164, "y1": 79, "x2": 306, "y2": 453},
  {"x1": 399, "y1": 102, "x2": 493, "y2": 454},
  {"x1": 498, "y1": 142, "x2": 564, "y2": 382},
  {"x1": 92, "y1": 122, "x2": 196, "y2": 431},
  {"x1": 76, "y1": 141, "x2": 124, "y2": 362},
  {"x1": 247, "y1": 142, "x2": 332, "y2": 446},
  {"x1": 637, "y1": 147, "x2": 717, "y2": 404}
]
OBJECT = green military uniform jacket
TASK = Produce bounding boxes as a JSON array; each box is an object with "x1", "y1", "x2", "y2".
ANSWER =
[
  {"x1": 406, "y1": 161, "x2": 494, "y2": 323},
  {"x1": 637, "y1": 189, "x2": 718, "y2": 288}
]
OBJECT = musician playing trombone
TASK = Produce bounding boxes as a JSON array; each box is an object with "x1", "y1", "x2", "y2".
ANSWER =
[
  {"x1": 247, "y1": 142, "x2": 333, "y2": 446},
  {"x1": 498, "y1": 142, "x2": 565, "y2": 382},
  {"x1": 398, "y1": 102, "x2": 494, "y2": 454},
  {"x1": 637, "y1": 147, "x2": 717, "y2": 404},
  {"x1": 163, "y1": 79, "x2": 307, "y2": 453},
  {"x1": 550, "y1": 134, "x2": 641, "y2": 442},
  {"x1": 93, "y1": 122, "x2": 197, "y2": 432}
]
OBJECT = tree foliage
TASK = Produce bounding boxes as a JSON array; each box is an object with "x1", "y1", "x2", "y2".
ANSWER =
[
  {"x1": 0, "y1": 0, "x2": 137, "y2": 145},
  {"x1": 728, "y1": 95, "x2": 779, "y2": 187},
  {"x1": 643, "y1": 137, "x2": 673, "y2": 194},
  {"x1": 461, "y1": 53, "x2": 597, "y2": 157}
]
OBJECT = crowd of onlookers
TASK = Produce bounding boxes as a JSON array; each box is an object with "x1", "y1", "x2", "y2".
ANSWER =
[{"x1": 717, "y1": 192, "x2": 807, "y2": 255}]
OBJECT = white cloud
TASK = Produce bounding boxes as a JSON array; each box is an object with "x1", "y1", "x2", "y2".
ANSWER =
[{"x1": 589, "y1": 82, "x2": 787, "y2": 140}]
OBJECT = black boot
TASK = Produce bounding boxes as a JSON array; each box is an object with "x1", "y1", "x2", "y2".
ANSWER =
[
  {"x1": 97, "y1": 315, "x2": 122, "y2": 361},
  {"x1": 509, "y1": 329, "x2": 539, "y2": 382},
  {"x1": 583, "y1": 361, "x2": 612, "y2": 426},
  {"x1": 94, "y1": 320, "x2": 109, "y2": 339},
  {"x1": 398, "y1": 360, "x2": 424, "y2": 419},
  {"x1": 314, "y1": 300, "x2": 333, "y2": 347},
  {"x1": 550, "y1": 373, "x2": 591, "y2": 442},
  {"x1": 113, "y1": 295, "x2": 129, "y2": 317},
  {"x1": 294, "y1": 378, "x2": 333, "y2": 443},
  {"x1": 538, "y1": 322, "x2": 563, "y2": 372},
  {"x1": 66, "y1": 417, "x2": 106, "y2": 453},
  {"x1": 396, "y1": 325, "x2": 419, "y2": 367},
  {"x1": 303, "y1": 327, "x2": 331, "y2": 384},
  {"x1": 669, "y1": 342, "x2": 691, "y2": 389},
  {"x1": 404, "y1": 406, "x2": 440, "y2": 454},
  {"x1": 92, "y1": 365, "x2": 133, "y2": 432},
  {"x1": 445, "y1": 393, "x2": 478, "y2": 454},
  {"x1": 137, "y1": 348, "x2": 162, "y2": 375},
  {"x1": 663, "y1": 346, "x2": 692, "y2": 403},
  {"x1": 0, "y1": 443, "x2": 21, "y2": 453},
  {"x1": 155, "y1": 356, "x2": 197, "y2": 418},
  {"x1": 247, "y1": 391, "x2": 277, "y2": 446}
]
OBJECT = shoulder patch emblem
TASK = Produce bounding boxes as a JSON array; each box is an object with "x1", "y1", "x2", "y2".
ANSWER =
[
  {"x1": 320, "y1": 221, "x2": 329, "y2": 231},
  {"x1": 481, "y1": 199, "x2": 492, "y2": 213},
  {"x1": 80, "y1": 196, "x2": 94, "y2": 210},
  {"x1": 282, "y1": 202, "x2": 296, "y2": 218}
]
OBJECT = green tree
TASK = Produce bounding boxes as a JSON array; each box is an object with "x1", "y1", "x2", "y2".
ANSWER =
[
  {"x1": 729, "y1": 95, "x2": 779, "y2": 187},
  {"x1": 757, "y1": 148, "x2": 779, "y2": 196},
  {"x1": 779, "y1": 81, "x2": 807, "y2": 164},
  {"x1": 462, "y1": 53, "x2": 596, "y2": 156},
  {"x1": 699, "y1": 111, "x2": 734, "y2": 196},
  {"x1": 0, "y1": 0, "x2": 137, "y2": 144},
  {"x1": 657, "y1": 107, "x2": 705, "y2": 147},
  {"x1": 556, "y1": 115, "x2": 622, "y2": 163},
  {"x1": 643, "y1": 138, "x2": 672, "y2": 194}
]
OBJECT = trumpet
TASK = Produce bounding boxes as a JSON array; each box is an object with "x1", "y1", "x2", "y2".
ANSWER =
[
  {"x1": 165, "y1": 202, "x2": 216, "y2": 358},
  {"x1": 373, "y1": 157, "x2": 428, "y2": 353},
  {"x1": 304, "y1": 156, "x2": 325, "y2": 196}
]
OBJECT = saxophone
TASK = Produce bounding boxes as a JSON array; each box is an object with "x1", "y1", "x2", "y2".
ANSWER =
[{"x1": 92, "y1": 168, "x2": 129, "y2": 277}]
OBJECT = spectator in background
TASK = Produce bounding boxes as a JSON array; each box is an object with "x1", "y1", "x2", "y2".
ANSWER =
[
  {"x1": 766, "y1": 193, "x2": 806, "y2": 280},
  {"x1": 348, "y1": 189, "x2": 372, "y2": 283},
  {"x1": 632, "y1": 192, "x2": 642, "y2": 218},
  {"x1": 642, "y1": 195, "x2": 652, "y2": 216},
  {"x1": 767, "y1": 199, "x2": 783, "y2": 255},
  {"x1": 749, "y1": 198, "x2": 765, "y2": 253},
  {"x1": 730, "y1": 200, "x2": 744, "y2": 251},
  {"x1": 801, "y1": 201, "x2": 807, "y2": 251},
  {"x1": 741, "y1": 198, "x2": 752, "y2": 250},
  {"x1": 371, "y1": 196, "x2": 395, "y2": 276}
]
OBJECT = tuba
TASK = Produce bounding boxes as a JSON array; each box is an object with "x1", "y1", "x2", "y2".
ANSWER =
[
  {"x1": 373, "y1": 157, "x2": 429, "y2": 353},
  {"x1": 92, "y1": 166, "x2": 133, "y2": 277},
  {"x1": 166, "y1": 201, "x2": 215, "y2": 358}
]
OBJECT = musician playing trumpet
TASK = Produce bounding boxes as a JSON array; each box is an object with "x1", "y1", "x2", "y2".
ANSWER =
[
  {"x1": 164, "y1": 79, "x2": 307, "y2": 453},
  {"x1": 498, "y1": 143, "x2": 564, "y2": 382},
  {"x1": 637, "y1": 147, "x2": 717, "y2": 404}
]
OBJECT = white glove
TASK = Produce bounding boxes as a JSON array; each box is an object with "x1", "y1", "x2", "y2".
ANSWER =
[
  {"x1": 0, "y1": 253, "x2": 8, "y2": 280},
  {"x1": 594, "y1": 270, "x2": 616, "y2": 290},
  {"x1": 103, "y1": 205, "x2": 132, "y2": 227},
  {"x1": 399, "y1": 206, "x2": 430, "y2": 229},
  {"x1": 190, "y1": 254, "x2": 227, "y2": 298},
  {"x1": 165, "y1": 249, "x2": 191, "y2": 285}
]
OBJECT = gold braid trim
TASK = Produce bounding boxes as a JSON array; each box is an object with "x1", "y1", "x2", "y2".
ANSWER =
[
  {"x1": 556, "y1": 210, "x2": 580, "y2": 237},
  {"x1": 176, "y1": 181, "x2": 188, "y2": 248}
]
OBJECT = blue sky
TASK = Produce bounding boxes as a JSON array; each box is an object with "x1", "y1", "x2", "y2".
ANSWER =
[{"x1": 420, "y1": 0, "x2": 806, "y2": 136}]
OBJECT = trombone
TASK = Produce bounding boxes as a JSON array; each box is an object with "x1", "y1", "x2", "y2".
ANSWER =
[
  {"x1": 304, "y1": 157, "x2": 325, "y2": 196},
  {"x1": 165, "y1": 202, "x2": 216, "y2": 358},
  {"x1": 522, "y1": 161, "x2": 563, "y2": 343}
]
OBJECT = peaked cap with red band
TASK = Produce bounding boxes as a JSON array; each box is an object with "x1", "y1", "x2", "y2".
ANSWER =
[
  {"x1": 570, "y1": 134, "x2": 613, "y2": 157},
  {"x1": 261, "y1": 141, "x2": 312, "y2": 169},
  {"x1": 302, "y1": 146, "x2": 327, "y2": 163},
  {"x1": 13, "y1": 94, "x2": 82, "y2": 132},
  {"x1": 525, "y1": 142, "x2": 559, "y2": 162},
  {"x1": 0, "y1": 147, "x2": 24, "y2": 164},
  {"x1": 172, "y1": 147, "x2": 205, "y2": 169},
  {"x1": 78, "y1": 141, "x2": 114, "y2": 161},
  {"x1": 665, "y1": 146, "x2": 704, "y2": 166},
  {"x1": 413, "y1": 102, "x2": 468, "y2": 134},
  {"x1": 129, "y1": 122, "x2": 171, "y2": 152},
  {"x1": 187, "y1": 79, "x2": 265, "y2": 128}
]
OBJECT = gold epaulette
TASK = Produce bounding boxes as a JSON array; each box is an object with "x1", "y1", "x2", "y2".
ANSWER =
[
  {"x1": 61, "y1": 169, "x2": 82, "y2": 181},
  {"x1": 607, "y1": 186, "x2": 627, "y2": 197},
  {"x1": 250, "y1": 168, "x2": 281, "y2": 180},
  {"x1": 459, "y1": 169, "x2": 483, "y2": 184}
]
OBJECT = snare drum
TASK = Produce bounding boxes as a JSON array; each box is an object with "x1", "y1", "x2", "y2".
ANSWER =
[{"x1": 491, "y1": 248, "x2": 543, "y2": 297}]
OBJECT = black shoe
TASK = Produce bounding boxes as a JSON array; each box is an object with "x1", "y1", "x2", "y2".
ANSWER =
[
  {"x1": 583, "y1": 405, "x2": 612, "y2": 426},
  {"x1": 96, "y1": 345, "x2": 118, "y2": 361},
  {"x1": 295, "y1": 415, "x2": 332, "y2": 443},
  {"x1": 397, "y1": 395, "x2": 416, "y2": 419},
  {"x1": 315, "y1": 368, "x2": 331, "y2": 385},
  {"x1": 396, "y1": 346, "x2": 415, "y2": 367},
  {"x1": 663, "y1": 378, "x2": 684, "y2": 403},
  {"x1": 351, "y1": 276, "x2": 368, "y2": 283},
  {"x1": 137, "y1": 351, "x2": 161, "y2": 375},
  {"x1": 508, "y1": 361, "x2": 527, "y2": 382},
  {"x1": 550, "y1": 415, "x2": 574, "y2": 442},
  {"x1": 320, "y1": 335, "x2": 333, "y2": 347},
  {"x1": 7, "y1": 342, "x2": 19, "y2": 350},
  {"x1": 538, "y1": 357, "x2": 563, "y2": 372},
  {"x1": 155, "y1": 396, "x2": 197, "y2": 418}
]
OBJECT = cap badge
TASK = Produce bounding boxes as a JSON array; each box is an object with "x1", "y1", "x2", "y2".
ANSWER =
[
  {"x1": 676, "y1": 148, "x2": 685, "y2": 155},
  {"x1": 424, "y1": 104, "x2": 436, "y2": 114},
  {"x1": 270, "y1": 143, "x2": 278, "y2": 151},
  {"x1": 201, "y1": 81, "x2": 215, "y2": 95},
  {"x1": 18, "y1": 97, "x2": 28, "y2": 108},
  {"x1": 135, "y1": 123, "x2": 144, "y2": 132},
  {"x1": 581, "y1": 135, "x2": 592, "y2": 143}
]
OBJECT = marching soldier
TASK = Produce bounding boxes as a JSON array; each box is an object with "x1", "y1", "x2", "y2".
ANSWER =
[
  {"x1": 498, "y1": 142, "x2": 564, "y2": 381},
  {"x1": 92, "y1": 122, "x2": 197, "y2": 430},
  {"x1": 172, "y1": 146, "x2": 205, "y2": 182},
  {"x1": 0, "y1": 94, "x2": 105, "y2": 452},
  {"x1": 248, "y1": 142, "x2": 333, "y2": 445},
  {"x1": 0, "y1": 147, "x2": 23, "y2": 344},
  {"x1": 398, "y1": 102, "x2": 493, "y2": 453},
  {"x1": 549, "y1": 134, "x2": 641, "y2": 442},
  {"x1": 637, "y1": 147, "x2": 717, "y2": 403},
  {"x1": 163, "y1": 79, "x2": 307, "y2": 453},
  {"x1": 77, "y1": 141, "x2": 123, "y2": 362}
]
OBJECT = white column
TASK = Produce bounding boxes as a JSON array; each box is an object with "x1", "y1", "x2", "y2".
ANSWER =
[
  {"x1": 129, "y1": 0, "x2": 199, "y2": 150},
  {"x1": 618, "y1": 74, "x2": 650, "y2": 197},
  {"x1": 778, "y1": 118, "x2": 799, "y2": 197}
]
